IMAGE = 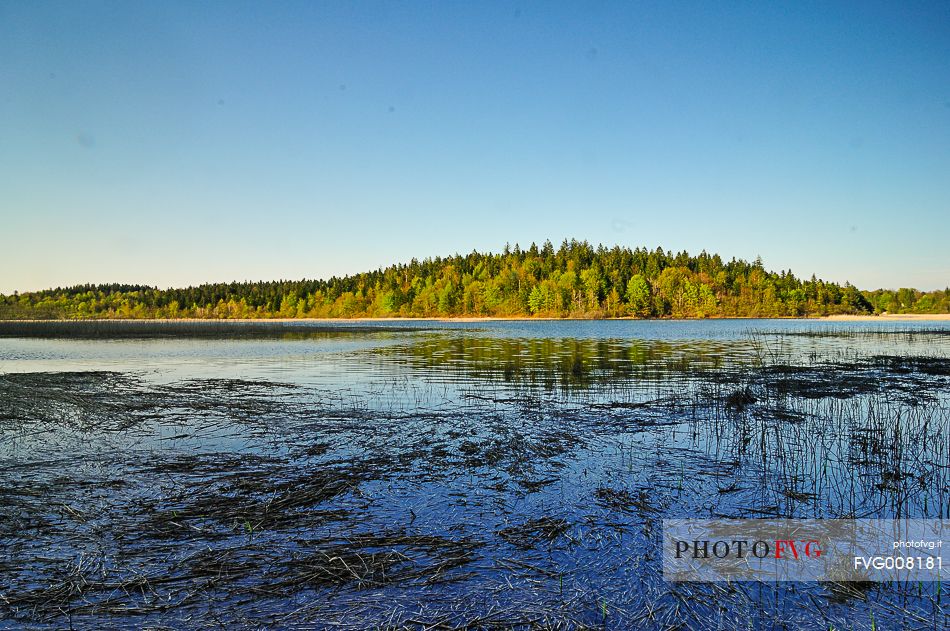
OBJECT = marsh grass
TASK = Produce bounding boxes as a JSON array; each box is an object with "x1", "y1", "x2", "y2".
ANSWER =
[
  {"x1": 0, "y1": 319, "x2": 415, "y2": 338},
  {"x1": 0, "y1": 329, "x2": 947, "y2": 628}
]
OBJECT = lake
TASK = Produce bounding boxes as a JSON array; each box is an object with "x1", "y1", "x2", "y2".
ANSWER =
[{"x1": 1, "y1": 319, "x2": 948, "y2": 629}]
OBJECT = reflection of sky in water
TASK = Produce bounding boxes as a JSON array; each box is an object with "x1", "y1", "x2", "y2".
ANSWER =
[
  {"x1": 0, "y1": 334, "x2": 409, "y2": 384},
  {"x1": 2, "y1": 320, "x2": 948, "y2": 390},
  {"x1": 1, "y1": 320, "x2": 947, "y2": 628}
]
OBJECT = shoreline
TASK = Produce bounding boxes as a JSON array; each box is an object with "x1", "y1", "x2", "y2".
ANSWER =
[
  {"x1": 818, "y1": 313, "x2": 950, "y2": 322},
  {"x1": 2, "y1": 313, "x2": 950, "y2": 324}
]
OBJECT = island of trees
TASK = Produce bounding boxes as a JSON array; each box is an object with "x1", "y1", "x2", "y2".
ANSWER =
[{"x1": 2, "y1": 241, "x2": 947, "y2": 320}]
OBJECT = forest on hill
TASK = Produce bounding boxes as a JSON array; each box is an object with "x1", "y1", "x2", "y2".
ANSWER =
[{"x1": 2, "y1": 241, "x2": 948, "y2": 320}]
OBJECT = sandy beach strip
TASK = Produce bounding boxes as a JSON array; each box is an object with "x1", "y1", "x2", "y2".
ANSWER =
[{"x1": 819, "y1": 313, "x2": 950, "y2": 322}]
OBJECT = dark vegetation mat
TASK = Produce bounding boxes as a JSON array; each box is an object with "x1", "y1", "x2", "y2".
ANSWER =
[{"x1": 0, "y1": 319, "x2": 419, "y2": 339}]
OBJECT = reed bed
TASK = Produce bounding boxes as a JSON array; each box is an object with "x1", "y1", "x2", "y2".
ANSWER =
[{"x1": 0, "y1": 319, "x2": 415, "y2": 338}]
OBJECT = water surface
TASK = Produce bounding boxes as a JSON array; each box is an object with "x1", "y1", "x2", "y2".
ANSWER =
[{"x1": 1, "y1": 319, "x2": 947, "y2": 629}]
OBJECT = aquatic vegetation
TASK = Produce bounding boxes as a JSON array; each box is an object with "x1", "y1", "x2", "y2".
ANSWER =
[
  {"x1": 0, "y1": 326, "x2": 947, "y2": 628},
  {"x1": 0, "y1": 318, "x2": 415, "y2": 338}
]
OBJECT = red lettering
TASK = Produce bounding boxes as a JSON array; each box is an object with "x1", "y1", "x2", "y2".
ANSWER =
[{"x1": 774, "y1": 540, "x2": 799, "y2": 559}]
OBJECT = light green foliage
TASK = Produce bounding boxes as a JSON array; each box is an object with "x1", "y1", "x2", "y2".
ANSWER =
[
  {"x1": 625, "y1": 274, "x2": 651, "y2": 317},
  {"x1": 2, "y1": 241, "x2": 940, "y2": 320}
]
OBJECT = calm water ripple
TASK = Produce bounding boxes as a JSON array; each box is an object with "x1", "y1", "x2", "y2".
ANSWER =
[{"x1": 0, "y1": 319, "x2": 948, "y2": 629}]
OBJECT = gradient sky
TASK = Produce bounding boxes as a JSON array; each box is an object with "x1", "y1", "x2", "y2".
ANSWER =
[{"x1": 2, "y1": 1, "x2": 949, "y2": 293}]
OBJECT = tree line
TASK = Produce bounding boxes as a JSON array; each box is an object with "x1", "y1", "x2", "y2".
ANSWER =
[{"x1": 2, "y1": 241, "x2": 947, "y2": 319}]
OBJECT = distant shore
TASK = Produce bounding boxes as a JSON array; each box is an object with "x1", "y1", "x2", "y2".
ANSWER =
[
  {"x1": 2, "y1": 313, "x2": 950, "y2": 324},
  {"x1": 819, "y1": 313, "x2": 950, "y2": 322}
]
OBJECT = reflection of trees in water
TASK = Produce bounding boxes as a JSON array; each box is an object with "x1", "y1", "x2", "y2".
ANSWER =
[
  {"x1": 1, "y1": 328, "x2": 948, "y2": 628},
  {"x1": 377, "y1": 335, "x2": 752, "y2": 389}
]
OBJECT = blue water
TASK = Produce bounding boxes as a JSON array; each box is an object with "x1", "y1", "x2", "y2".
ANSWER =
[
  {"x1": 0, "y1": 319, "x2": 948, "y2": 629},
  {"x1": 2, "y1": 318, "x2": 948, "y2": 382}
]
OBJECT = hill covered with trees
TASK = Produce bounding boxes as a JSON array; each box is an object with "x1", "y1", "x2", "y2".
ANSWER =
[{"x1": 2, "y1": 241, "x2": 947, "y2": 320}]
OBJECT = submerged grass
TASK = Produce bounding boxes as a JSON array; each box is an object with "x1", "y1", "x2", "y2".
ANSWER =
[{"x1": 0, "y1": 329, "x2": 947, "y2": 628}]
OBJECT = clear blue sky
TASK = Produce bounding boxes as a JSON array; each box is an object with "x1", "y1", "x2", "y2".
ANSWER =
[{"x1": 2, "y1": 1, "x2": 948, "y2": 293}]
